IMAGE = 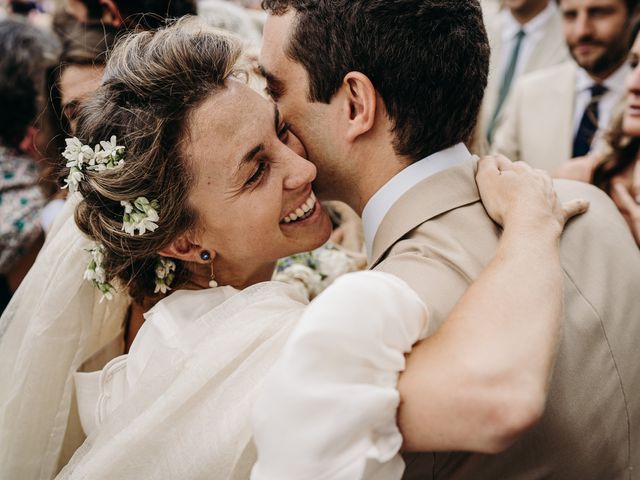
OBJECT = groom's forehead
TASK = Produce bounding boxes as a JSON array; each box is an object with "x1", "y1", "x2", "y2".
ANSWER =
[{"x1": 260, "y1": 11, "x2": 295, "y2": 67}]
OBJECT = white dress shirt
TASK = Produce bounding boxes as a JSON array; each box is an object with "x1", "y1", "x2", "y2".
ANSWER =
[
  {"x1": 498, "y1": 1, "x2": 559, "y2": 82},
  {"x1": 572, "y1": 63, "x2": 630, "y2": 153},
  {"x1": 362, "y1": 143, "x2": 473, "y2": 261}
]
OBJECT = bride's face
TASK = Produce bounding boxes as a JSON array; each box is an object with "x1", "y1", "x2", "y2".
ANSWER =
[{"x1": 185, "y1": 80, "x2": 333, "y2": 271}]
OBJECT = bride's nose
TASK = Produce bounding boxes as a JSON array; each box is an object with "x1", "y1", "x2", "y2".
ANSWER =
[{"x1": 283, "y1": 151, "x2": 317, "y2": 190}]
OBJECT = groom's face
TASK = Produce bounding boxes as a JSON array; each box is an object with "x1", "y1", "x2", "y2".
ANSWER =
[{"x1": 260, "y1": 11, "x2": 347, "y2": 201}]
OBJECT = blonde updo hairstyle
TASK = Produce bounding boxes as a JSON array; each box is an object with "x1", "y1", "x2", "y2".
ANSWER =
[{"x1": 73, "y1": 19, "x2": 243, "y2": 302}]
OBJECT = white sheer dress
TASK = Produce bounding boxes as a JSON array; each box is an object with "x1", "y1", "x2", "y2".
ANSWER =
[{"x1": 61, "y1": 272, "x2": 428, "y2": 480}]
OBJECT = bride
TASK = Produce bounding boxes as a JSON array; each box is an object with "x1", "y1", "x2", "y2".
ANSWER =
[{"x1": 2, "y1": 20, "x2": 586, "y2": 480}]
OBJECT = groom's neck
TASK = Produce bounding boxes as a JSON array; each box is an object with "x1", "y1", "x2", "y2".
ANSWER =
[{"x1": 341, "y1": 142, "x2": 411, "y2": 216}]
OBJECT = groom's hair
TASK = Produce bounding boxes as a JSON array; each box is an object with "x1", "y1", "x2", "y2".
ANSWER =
[{"x1": 262, "y1": 0, "x2": 490, "y2": 161}]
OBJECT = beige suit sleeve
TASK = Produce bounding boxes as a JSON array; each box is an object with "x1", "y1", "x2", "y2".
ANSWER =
[{"x1": 374, "y1": 213, "x2": 567, "y2": 454}]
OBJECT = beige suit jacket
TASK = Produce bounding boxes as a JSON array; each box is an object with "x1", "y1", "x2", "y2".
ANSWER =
[
  {"x1": 371, "y1": 160, "x2": 640, "y2": 479},
  {"x1": 493, "y1": 61, "x2": 579, "y2": 173},
  {"x1": 479, "y1": 10, "x2": 569, "y2": 142}
]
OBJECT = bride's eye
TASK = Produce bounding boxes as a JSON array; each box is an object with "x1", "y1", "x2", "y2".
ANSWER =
[{"x1": 246, "y1": 159, "x2": 267, "y2": 186}]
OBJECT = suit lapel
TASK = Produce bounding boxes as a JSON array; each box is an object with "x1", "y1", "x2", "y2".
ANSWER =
[
  {"x1": 370, "y1": 160, "x2": 480, "y2": 268},
  {"x1": 549, "y1": 63, "x2": 577, "y2": 162}
]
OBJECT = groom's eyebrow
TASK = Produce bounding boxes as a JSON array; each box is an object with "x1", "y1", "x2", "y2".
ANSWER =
[{"x1": 258, "y1": 64, "x2": 285, "y2": 100}]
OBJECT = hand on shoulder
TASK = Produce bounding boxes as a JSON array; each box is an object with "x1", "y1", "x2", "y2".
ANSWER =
[{"x1": 476, "y1": 155, "x2": 589, "y2": 235}]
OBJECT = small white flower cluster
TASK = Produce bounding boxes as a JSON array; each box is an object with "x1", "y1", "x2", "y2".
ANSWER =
[
  {"x1": 273, "y1": 243, "x2": 364, "y2": 300},
  {"x1": 62, "y1": 136, "x2": 125, "y2": 193},
  {"x1": 83, "y1": 243, "x2": 117, "y2": 303},
  {"x1": 121, "y1": 197, "x2": 160, "y2": 236},
  {"x1": 154, "y1": 257, "x2": 177, "y2": 294}
]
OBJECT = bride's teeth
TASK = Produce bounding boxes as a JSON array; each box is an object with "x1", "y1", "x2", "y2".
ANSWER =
[{"x1": 282, "y1": 192, "x2": 318, "y2": 224}]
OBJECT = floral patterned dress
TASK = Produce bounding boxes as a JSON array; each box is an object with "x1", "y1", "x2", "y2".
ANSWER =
[{"x1": 0, "y1": 146, "x2": 45, "y2": 273}]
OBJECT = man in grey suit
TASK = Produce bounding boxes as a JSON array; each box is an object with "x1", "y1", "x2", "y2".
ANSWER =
[{"x1": 260, "y1": 0, "x2": 640, "y2": 478}]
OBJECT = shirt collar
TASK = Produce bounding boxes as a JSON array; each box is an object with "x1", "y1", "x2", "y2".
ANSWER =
[
  {"x1": 502, "y1": 1, "x2": 557, "y2": 41},
  {"x1": 361, "y1": 143, "x2": 473, "y2": 261},
  {"x1": 576, "y1": 62, "x2": 631, "y2": 94}
]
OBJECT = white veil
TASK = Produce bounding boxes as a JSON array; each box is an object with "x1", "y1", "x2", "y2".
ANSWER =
[{"x1": 0, "y1": 196, "x2": 130, "y2": 480}]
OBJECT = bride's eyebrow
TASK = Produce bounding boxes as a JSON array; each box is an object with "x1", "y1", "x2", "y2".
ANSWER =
[{"x1": 234, "y1": 106, "x2": 280, "y2": 175}]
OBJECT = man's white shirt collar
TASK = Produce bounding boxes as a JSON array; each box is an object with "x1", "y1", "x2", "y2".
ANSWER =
[
  {"x1": 361, "y1": 143, "x2": 473, "y2": 261},
  {"x1": 573, "y1": 62, "x2": 631, "y2": 142},
  {"x1": 575, "y1": 62, "x2": 629, "y2": 95}
]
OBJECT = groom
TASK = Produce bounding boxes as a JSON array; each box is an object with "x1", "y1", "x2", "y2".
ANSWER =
[{"x1": 259, "y1": 0, "x2": 640, "y2": 478}]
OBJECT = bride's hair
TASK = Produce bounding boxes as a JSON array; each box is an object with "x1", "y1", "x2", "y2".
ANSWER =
[{"x1": 73, "y1": 20, "x2": 242, "y2": 301}]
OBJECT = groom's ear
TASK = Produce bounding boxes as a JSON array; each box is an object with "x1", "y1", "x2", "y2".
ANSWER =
[
  {"x1": 158, "y1": 234, "x2": 204, "y2": 264},
  {"x1": 342, "y1": 72, "x2": 377, "y2": 143}
]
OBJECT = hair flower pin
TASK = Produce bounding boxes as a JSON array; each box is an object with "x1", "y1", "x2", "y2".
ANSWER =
[
  {"x1": 84, "y1": 243, "x2": 117, "y2": 302},
  {"x1": 154, "y1": 257, "x2": 176, "y2": 294},
  {"x1": 121, "y1": 197, "x2": 160, "y2": 236},
  {"x1": 62, "y1": 135, "x2": 126, "y2": 192}
]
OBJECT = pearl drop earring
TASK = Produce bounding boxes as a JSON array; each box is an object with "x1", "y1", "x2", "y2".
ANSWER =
[{"x1": 200, "y1": 250, "x2": 217, "y2": 288}]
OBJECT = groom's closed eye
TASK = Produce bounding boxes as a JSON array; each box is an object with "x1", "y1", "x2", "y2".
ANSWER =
[{"x1": 259, "y1": 65, "x2": 286, "y2": 101}]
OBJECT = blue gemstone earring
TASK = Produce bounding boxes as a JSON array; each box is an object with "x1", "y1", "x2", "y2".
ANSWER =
[{"x1": 199, "y1": 250, "x2": 217, "y2": 288}]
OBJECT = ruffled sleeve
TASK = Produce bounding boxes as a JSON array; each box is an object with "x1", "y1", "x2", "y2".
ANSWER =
[{"x1": 251, "y1": 271, "x2": 429, "y2": 480}]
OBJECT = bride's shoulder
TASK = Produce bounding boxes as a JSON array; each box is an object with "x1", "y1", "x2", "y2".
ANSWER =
[
  {"x1": 134, "y1": 281, "x2": 308, "y2": 352},
  {"x1": 312, "y1": 270, "x2": 425, "y2": 307}
]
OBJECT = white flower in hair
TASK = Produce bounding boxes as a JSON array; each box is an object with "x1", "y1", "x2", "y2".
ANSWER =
[
  {"x1": 62, "y1": 136, "x2": 126, "y2": 192},
  {"x1": 121, "y1": 197, "x2": 160, "y2": 236},
  {"x1": 94, "y1": 136, "x2": 126, "y2": 171},
  {"x1": 154, "y1": 257, "x2": 176, "y2": 294},
  {"x1": 64, "y1": 167, "x2": 85, "y2": 193},
  {"x1": 84, "y1": 243, "x2": 117, "y2": 302},
  {"x1": 62, "y1": 137, "x2": 84, "y2": 166}
]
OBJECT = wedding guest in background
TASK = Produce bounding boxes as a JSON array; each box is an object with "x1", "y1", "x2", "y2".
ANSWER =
[
  {"x1": 557, "y1": 19, "x2": 640, "y2": 245},
  {"x1": 63, "y1": 0, "x2": 197, "y2": 29},
  {"x1": 494, "y1": 0, "x2": 637, "y2": 172},
  {"x1": 482, "y1": 0, "x2": 569, "y2": 144},
  {"x1": 51, "y1": 16, "x2": 117, "y2": 136},
  {"x1": 0, "y1": 17, "x2": 59, "y2": 310},
  {"x1": 481, "y1": 0, "x2": 503, "y2": 20}
]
